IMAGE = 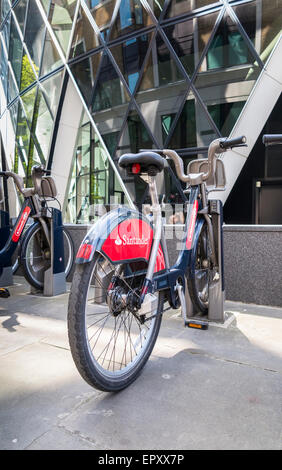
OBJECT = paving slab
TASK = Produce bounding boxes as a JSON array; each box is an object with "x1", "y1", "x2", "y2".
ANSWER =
[{"x1": 0, "y1": 277, "x2": 282, "y2": 450}]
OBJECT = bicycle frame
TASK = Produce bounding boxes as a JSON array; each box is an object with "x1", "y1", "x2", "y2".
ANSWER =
[
  {"x1": 76, "y1": 176, "x2": 205, "y2": 310},
  {"x1": 0, "y1": 193, "x2": 50, "y2": 268}
]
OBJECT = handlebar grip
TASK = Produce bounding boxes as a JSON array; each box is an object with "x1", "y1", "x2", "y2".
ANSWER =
[
  {"x1": 219, "y1": 135, "x2": 247, "y2": 149},
  {"x1": 262, "y1": 134, "x2": 282, "y2": 146}
]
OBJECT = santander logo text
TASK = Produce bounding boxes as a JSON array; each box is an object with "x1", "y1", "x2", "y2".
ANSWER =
[{"x1": 114, "y1": 234, "x2": 149, "y2": 246}]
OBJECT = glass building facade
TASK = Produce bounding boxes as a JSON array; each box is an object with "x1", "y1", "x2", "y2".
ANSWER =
[{"x1": 0, "y1": 0, "x2": 281, "y2": 224}]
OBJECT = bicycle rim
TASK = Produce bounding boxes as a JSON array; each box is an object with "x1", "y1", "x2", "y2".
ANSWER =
[{"x1": 68, "y1": 254, "x2": 163, "y2": 389}]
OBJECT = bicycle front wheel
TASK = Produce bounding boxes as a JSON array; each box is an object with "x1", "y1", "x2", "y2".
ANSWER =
[
  {"x1": 20, "y1": 222, "x2": 74, "y2": 290},
  {"x1": 68, "y1": 253, "x2": 164, "y2": 392}
]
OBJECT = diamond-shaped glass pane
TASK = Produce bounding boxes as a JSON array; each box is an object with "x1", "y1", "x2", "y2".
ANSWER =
[
  {"x1": 194, "y1": 10, "x2": 261, "y2": 136},
  {"x1": 70, "y1": 51, "x2": 102, "y2": 106},
  {"x1": 69, "y1": 6, "x2": 100, "y2": 59},
  {"x1": 109, "y1": 32, "x2": 153, "y2": 94},
  {"x1": 24, "y1": 0, "x2": 45, "y2": 70},
  {"x1": 48, "y1": 0, "x2": 77, "y2": 55},
  {"x1": 110, "y1": 0, "x2": 153, "y2": 41},
  {"x1": 92, "y1": 52, "x2": 130, "y2": 113},
  {"x1": 168, "y1": 90, "x2": 218, "y2": 148},
  {"x1": 165, "y1": 0, "x2": 220, "y2": 19},
  {"x1": 40, "y1": 30, "x2": 63, "y2": 77},
  {"x1": 231, "y1": 0, "x2": 282, "y2": 64},
  {"x1": 13, "y1": 0, "x2": 28, "y2": 34},
  {"x1": 84, "y1": 0, "x2": 116, "y2": 40},
  {"x1": 134, "y1": 33, "x2": 188, "y2": 147},
  {"x1": 164, "y1": 10, "x2": 219, "y2": 77}
]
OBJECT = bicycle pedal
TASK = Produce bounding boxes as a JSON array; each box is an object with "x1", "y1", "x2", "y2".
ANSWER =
[
  {"x1": 185, "y1": 320, "x2": 208, "y2": 330},
  {"x1": 0, "y1": 287, "x2": 10, "y2": 298}
]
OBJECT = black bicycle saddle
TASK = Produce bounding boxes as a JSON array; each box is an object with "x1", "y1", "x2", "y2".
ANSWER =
[{"x1": 118, "y1": 151, "x2": 164, "y2": 174}]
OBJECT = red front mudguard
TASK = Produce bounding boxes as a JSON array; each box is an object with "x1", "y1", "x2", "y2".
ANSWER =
[{"x1": 76, "y1": 207, "x2": 165, "y2": 273}]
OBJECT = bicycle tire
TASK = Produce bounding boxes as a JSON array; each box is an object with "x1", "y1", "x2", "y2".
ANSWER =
[
  {"x1": 187, "y1": 220, "x2": 211, "y2": 314},
  {"x1": 68, "y1": 253, "x2": 164, "y2": 392},
  {"x1": 20, "y1": 222, "x2": 74, "y2": 290}
]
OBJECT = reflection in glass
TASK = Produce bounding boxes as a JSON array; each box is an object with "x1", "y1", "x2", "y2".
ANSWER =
[
  {"x1": 7, "y1": 67, "x2": 18, "y2": 103},
  {"x1": 146, "y1": 0, "x2": 166, "y2": 19},
  {"x1": 168, "y1": 92, "x2": 218, "y2": 148},
  {"x1": 14, "y1": 103, "x2": 30, "y2": 176},
  {"x1": 0, "y1": 44, "x2": 8, "y2": 100},
  {"x1": 40, "y1": 70, "x2": 64, "y2": 118},
  {"x1": 115, "y1": 107, "x2": 155, "y2": 205},
  {"x1": 13, "y1": 0, "x2": 28, "y2": 35},
  {"x1": 1, "y1": 0, "x2": 10, "y2": 23},
  {"x1": 9, "y1": 99, "x2": 19, "y2": 133},
  {"x1": 232, "y1": 0, "x2": 282, "y2": 63},
  {"x1": 164, "y1": 11, "x2": 219, "y2": 77},
  {"x1": 66, "y1": 114, "x2": 110, "y2": 224},
  {"x1": 32, "y1": 89, "x2": 53, "y2": 160},
  {"x1": 133, "y1": 33, "x2": 188, "y2": 147},
  {"x1": 110, "y1": 33, "x2": 152, "y2": 93},
  {"x1": 20, "y1": 54, "x2": 37, "y2": 91},
  {"x1": 24, "y1": 0, "x2": 46, "y2": 69},
  {"x1": 165, "y1": 0, "x2": 219, "y2": 19},
  {"x1": 70, "y1": 52, "x2": 102, "y2": 106},
  {"x1": 110, "y1": 0, "x2": 153, "y2": 40},
  {"x1": 194, "y1": 10, "x2": 261, "y2": 137},
  {"x1": 92, "y1": 52, "x2": 130, "y2": 113},
  {"x1": 85, "y1": 0, "x2": 116, "y2": 38},
  {"x1": 208, "y1": 101, "x2": 245, "y2": 137},
  {"x1": 9, "y1": 16, "x2": 23, "y2": 86},
  {"x1": 48, "y1": 0, "x2": 77, "y2": 55},
  {"x1": 69, "y1": 6, "x2": 100, "y2": 59},
  {"x1": 40, "y1": 31, "x2": 63, "y2": 76},
  {"x1": 21, "y1": 85, "x2": 37, "y2": 125},
  {"x1": 139, "y1": 33, "x2": 186, "y2": 92},
  {"x1": 1, "y1": 13, "x2": 11, "y2": 52}
]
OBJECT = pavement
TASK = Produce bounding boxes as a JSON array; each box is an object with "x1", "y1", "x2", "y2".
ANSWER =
[{"x1": 1, "y1": 276, "x2": 282, "y2": 450}]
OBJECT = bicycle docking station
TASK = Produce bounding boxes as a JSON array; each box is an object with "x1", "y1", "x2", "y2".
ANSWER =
[
  {"x1": 0, "y1": 209, "x2": 13, "y2": 288},
  {"x1": 30, "y1": 207, "x2": 66, "y2": 297},
  {"x1": 184, "y1": 199, "x2": 225, "y2": 329}
]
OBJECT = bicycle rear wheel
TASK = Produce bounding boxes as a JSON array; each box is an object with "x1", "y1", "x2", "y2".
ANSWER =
[
  {"x1": 187, "y1": 220, "x2": 212, "y2": 314},
  {"x1": 68, "y1": 253, "x2": 164, "y2": 392},
  {"x1": 20, "y1": 222, "x2": 74, "y2": 290}
]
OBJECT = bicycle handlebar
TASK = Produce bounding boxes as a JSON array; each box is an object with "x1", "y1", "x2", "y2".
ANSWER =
[
  {"x1": 0, "y1": 165, "x2": 50, "y2": 196},
  {"x1": 219, "y1": 135, "x2": 247, "y2": 149},
  {"x1": 262, "y1": 134, "x2": 282, "y2": 146},
  {"x1": 161, "y1": 136, "x2": 247, "y2": 185}
]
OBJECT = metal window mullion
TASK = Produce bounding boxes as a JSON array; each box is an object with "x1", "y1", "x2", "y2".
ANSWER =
[
  {"x1": 225, "y1": 1, "x2": 264, "y2": 69},
  {"x1": 65, "y1": 0, "x2": 82, "y2": 62}
]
